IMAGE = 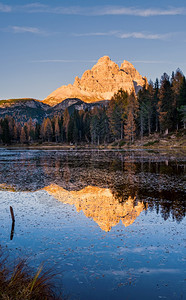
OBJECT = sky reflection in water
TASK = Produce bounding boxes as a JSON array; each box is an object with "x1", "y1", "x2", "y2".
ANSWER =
[{"x1": 0, "y1": 149, "x2": 185, "y2": 299}]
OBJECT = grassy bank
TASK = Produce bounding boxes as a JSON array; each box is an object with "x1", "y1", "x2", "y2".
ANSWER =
[
  {"x1": 0, "y1": 252, "x2": 61, "y2": 300},
  {"x1": 118, "y1": 130, "x2": 186, "y2": 150},
  {"x1": 0, "y1": 130, "x2": 185, "y2": 150}
]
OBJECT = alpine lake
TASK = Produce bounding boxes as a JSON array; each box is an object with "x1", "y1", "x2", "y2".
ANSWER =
[{"x1": 0, "y1": 148, "x2": 185, "y2": 300}]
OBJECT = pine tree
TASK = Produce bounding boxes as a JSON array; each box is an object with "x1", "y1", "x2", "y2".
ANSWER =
[
  {"x1": 73, "y1": 110, "x2": 81, "y2": 143},
  {"x1": 171, "y1": 69, "x2": 184, "y2": 129},
  {"x1": 0, "y1": 124, "x2": 3, "y2": 143},
  {"x1": 20, "y1": 127, "x2": 26, "y2": 144},
  {"x1": 107, "y1": 89, "x2": 129, "y2": 141},
  {"x1": 146, "y1": 82, "x2": 154, "y2": 135},
  {"x1": 124, "y1": 110, "x2": 136, "y2": 144},
  {"x1": 99, "y1": 107, "x2": 110, "y2": 144},
  {"x1": 40, "y1": 118, "x2": 53, "y2": 142},
  {"x1": 1, "y1": 117, "x2": 10, "y2": 144},
  {"x1": 137, "y1": 82, "x2": 155, "y2": 138},
  {"x1": 179, "y1": 76, "x2": 186, "y2": 107},
  {"x1": 177, "y1": 76, "x2": 186, "y2": 128},
  {"x1": 137, "y1": 87, "x2": 147, "y2": 139},
  {"x1": 27, "y1": 118, "x2": 35, "y2": 142},
  {"x1": 90, "y1": 113, "x2": 99, "y2": 145},
  {"x1": 54, "y1": 117, "x2": 60, "y2": 142},
  {"x1": 13, "y1": 125, "x2": 18, "y2": 141},
  {"x1": 7, "y1": 116, "x2": 15, "y2": 142},
  {"x1": 153, "y1": 78, "x2": 160, "y2": 132},
  {"x1": 83, "y1": 111, "x2": 91, "y2": 143},
  {"x1": 124, "y1": 93, "x2": 138, "y2": 143},
  {"x1": 178, "y1": 105, "x2": 186, "y2": 129},
  {"x1": 16, "y1": 123, "x2": 22, "y2": 142},
  {"x1": 58, "y1": 116, "x2": 64, "y2": 142},
  {"x1": 158, "y1": 73, "x2": 174, "y2": 134},
  {"x1": 63, "y1": 108, "x2": 70, "y2": 142},
  {"x1": 67, "y1": 115, "x2": 74, "y2": 143},
  {"x1": 35, "y1": 123, "x2": 41, "y2": 141}
]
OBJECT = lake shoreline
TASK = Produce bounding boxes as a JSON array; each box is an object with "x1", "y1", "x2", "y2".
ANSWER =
[
  {"x1": 1, "y1": 145, "x2": 185, "y2": 151},
  {"x1": 0, "y1": 131, "x2": 185, "y2": 150},
  {"x1": 0, "y1": 131, "x2": 185, "y2": 154}
]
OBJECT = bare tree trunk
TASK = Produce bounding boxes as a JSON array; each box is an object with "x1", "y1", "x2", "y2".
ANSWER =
[
  {"x1": 148, "y1": 114, "x2": 151, "y2": 136},
  {"x1": 155, "y1": 115, "x2": 158, "y2": 132},
  {"x1": 97, "y1": 135, "x2": 100, "y2": 146},
  {"x1": 121, "y1": 121, "x2": 123, "y2": 140},
  {"x1": 140, "y1": 113, "x2": 143, "y2": 140}
]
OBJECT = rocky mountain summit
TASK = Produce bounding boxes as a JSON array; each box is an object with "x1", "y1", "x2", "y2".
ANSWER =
[{"x1": 44, "y1": 56, "x2": 147, "y2": 106}]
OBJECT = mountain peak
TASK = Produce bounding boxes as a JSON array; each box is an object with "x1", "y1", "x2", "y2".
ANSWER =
[
  {"x1": 44, "y1": 56, "x2": 146, "y2": 106},
  {"x1": 121, "y1": 59, "x2": 135, "y2": 67},
  {"x1": 96, "y1": 55, "x2": 111, "y2": 63}
]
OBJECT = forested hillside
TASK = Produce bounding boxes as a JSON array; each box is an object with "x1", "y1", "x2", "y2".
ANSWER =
[{"x1": 0, "y1": 69, "x2": 185, "y2": 145}]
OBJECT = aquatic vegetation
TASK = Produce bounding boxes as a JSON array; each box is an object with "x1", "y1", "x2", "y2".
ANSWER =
[{"x1": 0, "y1": 249, "x2": 60, "y2": 300}]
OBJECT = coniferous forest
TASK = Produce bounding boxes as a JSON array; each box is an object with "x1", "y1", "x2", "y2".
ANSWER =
[{"x1": 0, "y1": 69, "x2": 185, "y2": 145}]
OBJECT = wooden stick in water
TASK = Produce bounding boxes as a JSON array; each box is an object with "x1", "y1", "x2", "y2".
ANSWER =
[
  {"x1": 10, "y1": 221, "x2": 15, "y2": 240},
  {"x1": 10, "y1": 206, "x2": 15, "y2": 223}
]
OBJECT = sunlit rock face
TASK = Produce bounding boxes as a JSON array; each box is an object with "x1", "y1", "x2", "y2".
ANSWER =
[
  {"x1": 0, "y1": 183, "x2": 16, "y2": 192},
  {"x1": 43, "y1": 184, "x2": 147, "y2": 232},
  {"x1": 44, "y1": 56, "x2": 147, "y2": 106}
]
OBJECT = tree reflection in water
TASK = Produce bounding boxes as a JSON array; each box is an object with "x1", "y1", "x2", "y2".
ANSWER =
[{"x1": 0, "y1": 149, "x2": 185, "y2": 225}]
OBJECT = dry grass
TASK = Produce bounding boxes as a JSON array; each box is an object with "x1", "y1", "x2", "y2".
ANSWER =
[{"x1": 0, "y1": 250, "x2": 62, "y2": 300}]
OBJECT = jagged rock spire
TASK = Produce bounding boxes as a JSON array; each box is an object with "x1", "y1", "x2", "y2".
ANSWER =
[{"x1": 44, "y1": 56, "x2": 146, "y2": 106}]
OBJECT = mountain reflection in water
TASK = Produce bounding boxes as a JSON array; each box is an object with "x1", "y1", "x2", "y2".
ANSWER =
[
  {"x1": 44, "y1": 184, "x2": 147, "y2": 231},
  {"x1": 0, "y1": 149, "x2": 185, "y2": 225},
  {"x1": 0, "y1": 149, "x2": 185, "y2": 300}
]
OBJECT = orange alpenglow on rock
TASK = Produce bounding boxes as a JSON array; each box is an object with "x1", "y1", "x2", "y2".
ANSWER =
[
  {"x1": 43, "y1": 184, "x2": 147, "y2": 232},
  {"x1": 43, "y1": 56, "x2": 147, "y2": 106}
]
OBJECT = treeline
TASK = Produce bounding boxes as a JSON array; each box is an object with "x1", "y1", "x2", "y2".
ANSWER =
[{"x1": 0, "y1": 69, "x2": 185, "y2": 145}]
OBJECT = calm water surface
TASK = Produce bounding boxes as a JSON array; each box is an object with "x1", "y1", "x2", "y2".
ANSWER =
[{"x1": 0, "y1": 148, "x2": 185, "y2": 299}]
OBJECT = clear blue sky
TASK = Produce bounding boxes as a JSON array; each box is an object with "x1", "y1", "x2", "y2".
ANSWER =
[{"x1": 0, "y1": 0, "x2": 186, "y2": 100}]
